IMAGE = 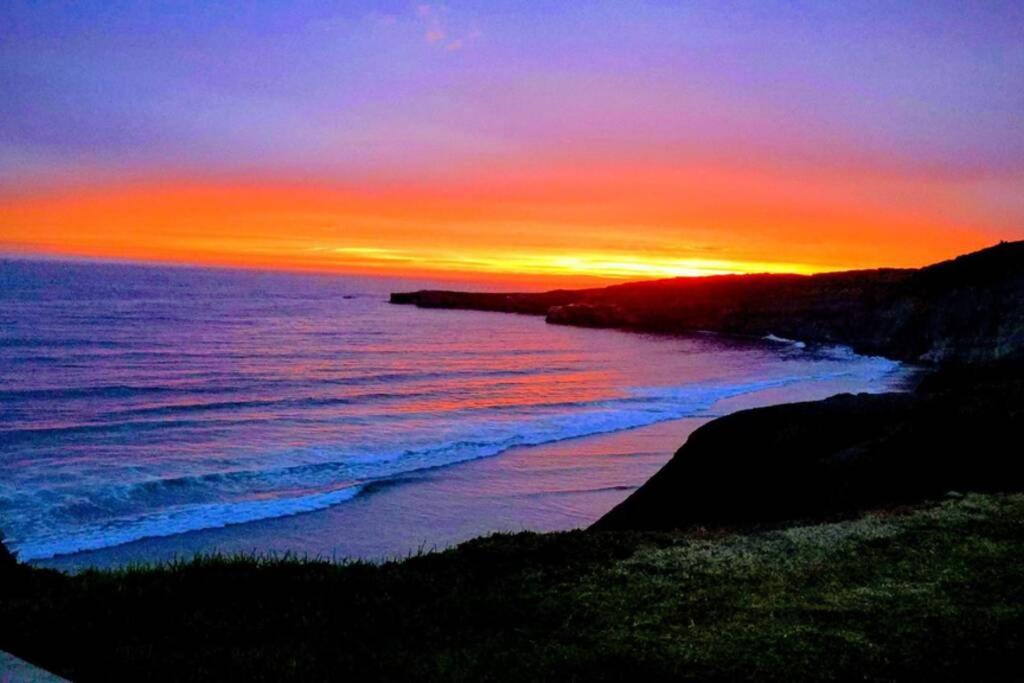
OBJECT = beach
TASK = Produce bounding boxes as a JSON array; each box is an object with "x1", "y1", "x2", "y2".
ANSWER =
[{"x1": 38, "y1": 361, "x2": 907, "y2": 571}]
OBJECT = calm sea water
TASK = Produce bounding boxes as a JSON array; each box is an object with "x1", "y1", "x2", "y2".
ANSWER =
[{"x1": 0, "y1": 259, "x2": 907, "y2": 562}]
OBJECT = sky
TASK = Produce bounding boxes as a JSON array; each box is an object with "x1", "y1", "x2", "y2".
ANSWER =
[{"x1": 1, "y1": 1, "x2": 1023, "y2": 286}]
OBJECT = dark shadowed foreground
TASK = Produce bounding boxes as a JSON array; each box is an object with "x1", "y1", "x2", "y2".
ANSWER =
[
  {"x1": 596, "y1": 368, "x2": 1024, "y2": 531},
  {"x1": 2, "y1": 494, "x2": 1023, "y2": 681}
]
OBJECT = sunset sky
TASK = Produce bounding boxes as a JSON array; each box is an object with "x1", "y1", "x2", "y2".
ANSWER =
[{"x1": 2, "y1": 1, "x2": 1023, "y2": 286}]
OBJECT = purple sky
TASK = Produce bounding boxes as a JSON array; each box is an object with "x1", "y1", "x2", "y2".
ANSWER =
[
  {"x1": 1, "y1": 2, "x2": 1022, "y2": 281},
  {"x1": 3, "y1": 1, "x2": 1022, "y2": 186}
]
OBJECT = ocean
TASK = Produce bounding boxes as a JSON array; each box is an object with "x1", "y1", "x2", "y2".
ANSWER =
[{"x1": 0, "y1": 259, "x2": 911, "y2": 565}]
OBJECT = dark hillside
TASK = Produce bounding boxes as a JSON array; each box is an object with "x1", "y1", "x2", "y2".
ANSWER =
[
  {"x1": 393, "y1": 241, "x2": 1024, "y2": 364},
  {"x1": 595, "y1": 368, "x2": 1024, "y2": 530}
]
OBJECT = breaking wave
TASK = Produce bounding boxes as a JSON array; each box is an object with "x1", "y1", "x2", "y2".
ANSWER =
[{"x1": 7, "y1": 366, "x2": 900, "y2": 561}]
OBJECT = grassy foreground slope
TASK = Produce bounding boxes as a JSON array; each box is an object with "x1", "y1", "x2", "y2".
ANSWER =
[{"x1": 3, "y1": 493, "x2": 1023, "y2": 681}]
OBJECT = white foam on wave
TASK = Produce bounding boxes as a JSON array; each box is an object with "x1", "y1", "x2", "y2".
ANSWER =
[
  {"x1": 13, "y1": 483, "x2": 364, "y2": 562},
  {"x1": 9, "y1": 357, "x2": 907, "y2": 562},
  {"x1": 763, "y1": 333, "x2": 807, "y2": 349}
]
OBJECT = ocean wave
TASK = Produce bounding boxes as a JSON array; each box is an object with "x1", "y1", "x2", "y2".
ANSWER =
[
  {"x1": 0, "y1": 337, "x2": 127, "y2": 349},
  {"x1": 0, "y1": 416, "x2": 274, "y2": 446},
  {"x1": 763, "y1": 333, "x2": 807, "y2": 349},
  {"x1": 5, "y1": 366, "x2": 902, "y2": 561},
  {"x1": 0, "y1": 366, "x2": 582, "y2": 404},
  {"x1": 11, "y1": 484, "x2": 364, "y2": 562},
  {"x1": 0, "y1": 384, "x2": 198, "y2": 402}
]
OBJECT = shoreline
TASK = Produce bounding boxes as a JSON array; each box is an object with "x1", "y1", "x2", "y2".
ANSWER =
[
  {"x1": 34, "y1": 417, "x2": 701, "y2": 571},
  {"x1": 384, "y1": 242, "x2": 1024, "y2": 532},
  {"x1": 33, "y1": 350, "x2": 910, "y2": 571},
  {"x1": 2, "y1": 242, "x2": 1022, "y2": 678}
]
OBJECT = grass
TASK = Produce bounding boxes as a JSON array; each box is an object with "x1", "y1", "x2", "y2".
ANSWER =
[{"x1": 2, "y1": 493, "x2": 1023, "y2": 681}]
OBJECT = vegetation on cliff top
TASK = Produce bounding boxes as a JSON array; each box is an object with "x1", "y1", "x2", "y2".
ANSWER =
[
  {"x1": 3, "y1": 493, "x2": 1022, "y2": 681},
  {"x1": 596, "y1": 367, "x2": 1024, "y2": 531}
]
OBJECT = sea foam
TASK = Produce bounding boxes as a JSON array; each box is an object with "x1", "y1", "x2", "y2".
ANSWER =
[
  {"x1": 1, "y1": 261, "x2": 910, "y2": 562},
  {"x1": 9, "y1": 363, "x2": 900, "y2": 561}
]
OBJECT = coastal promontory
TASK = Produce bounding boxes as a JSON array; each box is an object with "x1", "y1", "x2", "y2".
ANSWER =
[{"x1": 393, "y1": 241, "x2": 1024, "y2": 365}]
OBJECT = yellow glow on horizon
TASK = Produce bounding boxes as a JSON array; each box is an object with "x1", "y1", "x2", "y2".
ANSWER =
[
  {"x1": 310, "y1": 245, "x2": 832, "y2": 279},
  {"x1": 0, "y1": 174, "x2": 1006, "y2": 288}
]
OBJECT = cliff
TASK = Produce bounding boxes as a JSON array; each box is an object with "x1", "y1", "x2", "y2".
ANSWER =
[
  {"x1": 594, "y1": 368, "x2": 1024, "y2": 530},
  {"x1": 392, "y1": 241, "x2": 1024, "y2": 365},
  {"x1": 395, "y1": 241, "x2": 1024, "y2": 532}
]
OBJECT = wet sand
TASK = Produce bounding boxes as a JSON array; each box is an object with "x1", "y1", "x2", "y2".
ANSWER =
[{"x1": 39, "y1": 370, "x2": 903, "y2": 571}]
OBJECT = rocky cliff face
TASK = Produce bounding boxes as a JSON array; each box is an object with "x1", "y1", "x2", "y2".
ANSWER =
[
  {"x1": 392, "y1": 241, "x2": 1024, "y2": 365},
  {"x1": 393, "y1": 242, "x2": 1024, "y2": 532},
  {"x1": 593, "y1": 368, "x2": 1024, "y2": 531}
]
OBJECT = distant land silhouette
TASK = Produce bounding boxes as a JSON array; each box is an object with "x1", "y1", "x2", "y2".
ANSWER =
[
  {"x1": 396, "y1": 242, "x2": 1024, "y2": 530},
  {"x1": 393, "y1": 240, "x2": 1024, "y2": 365}
]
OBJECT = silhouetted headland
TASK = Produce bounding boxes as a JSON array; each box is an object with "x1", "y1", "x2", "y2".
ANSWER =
[
  {"x1": 393, "y1": 240, "x2": 1024, "y2": 365},
  {"x1": 396, "y1": 241, "x2": 1024, "y2": 530}
]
